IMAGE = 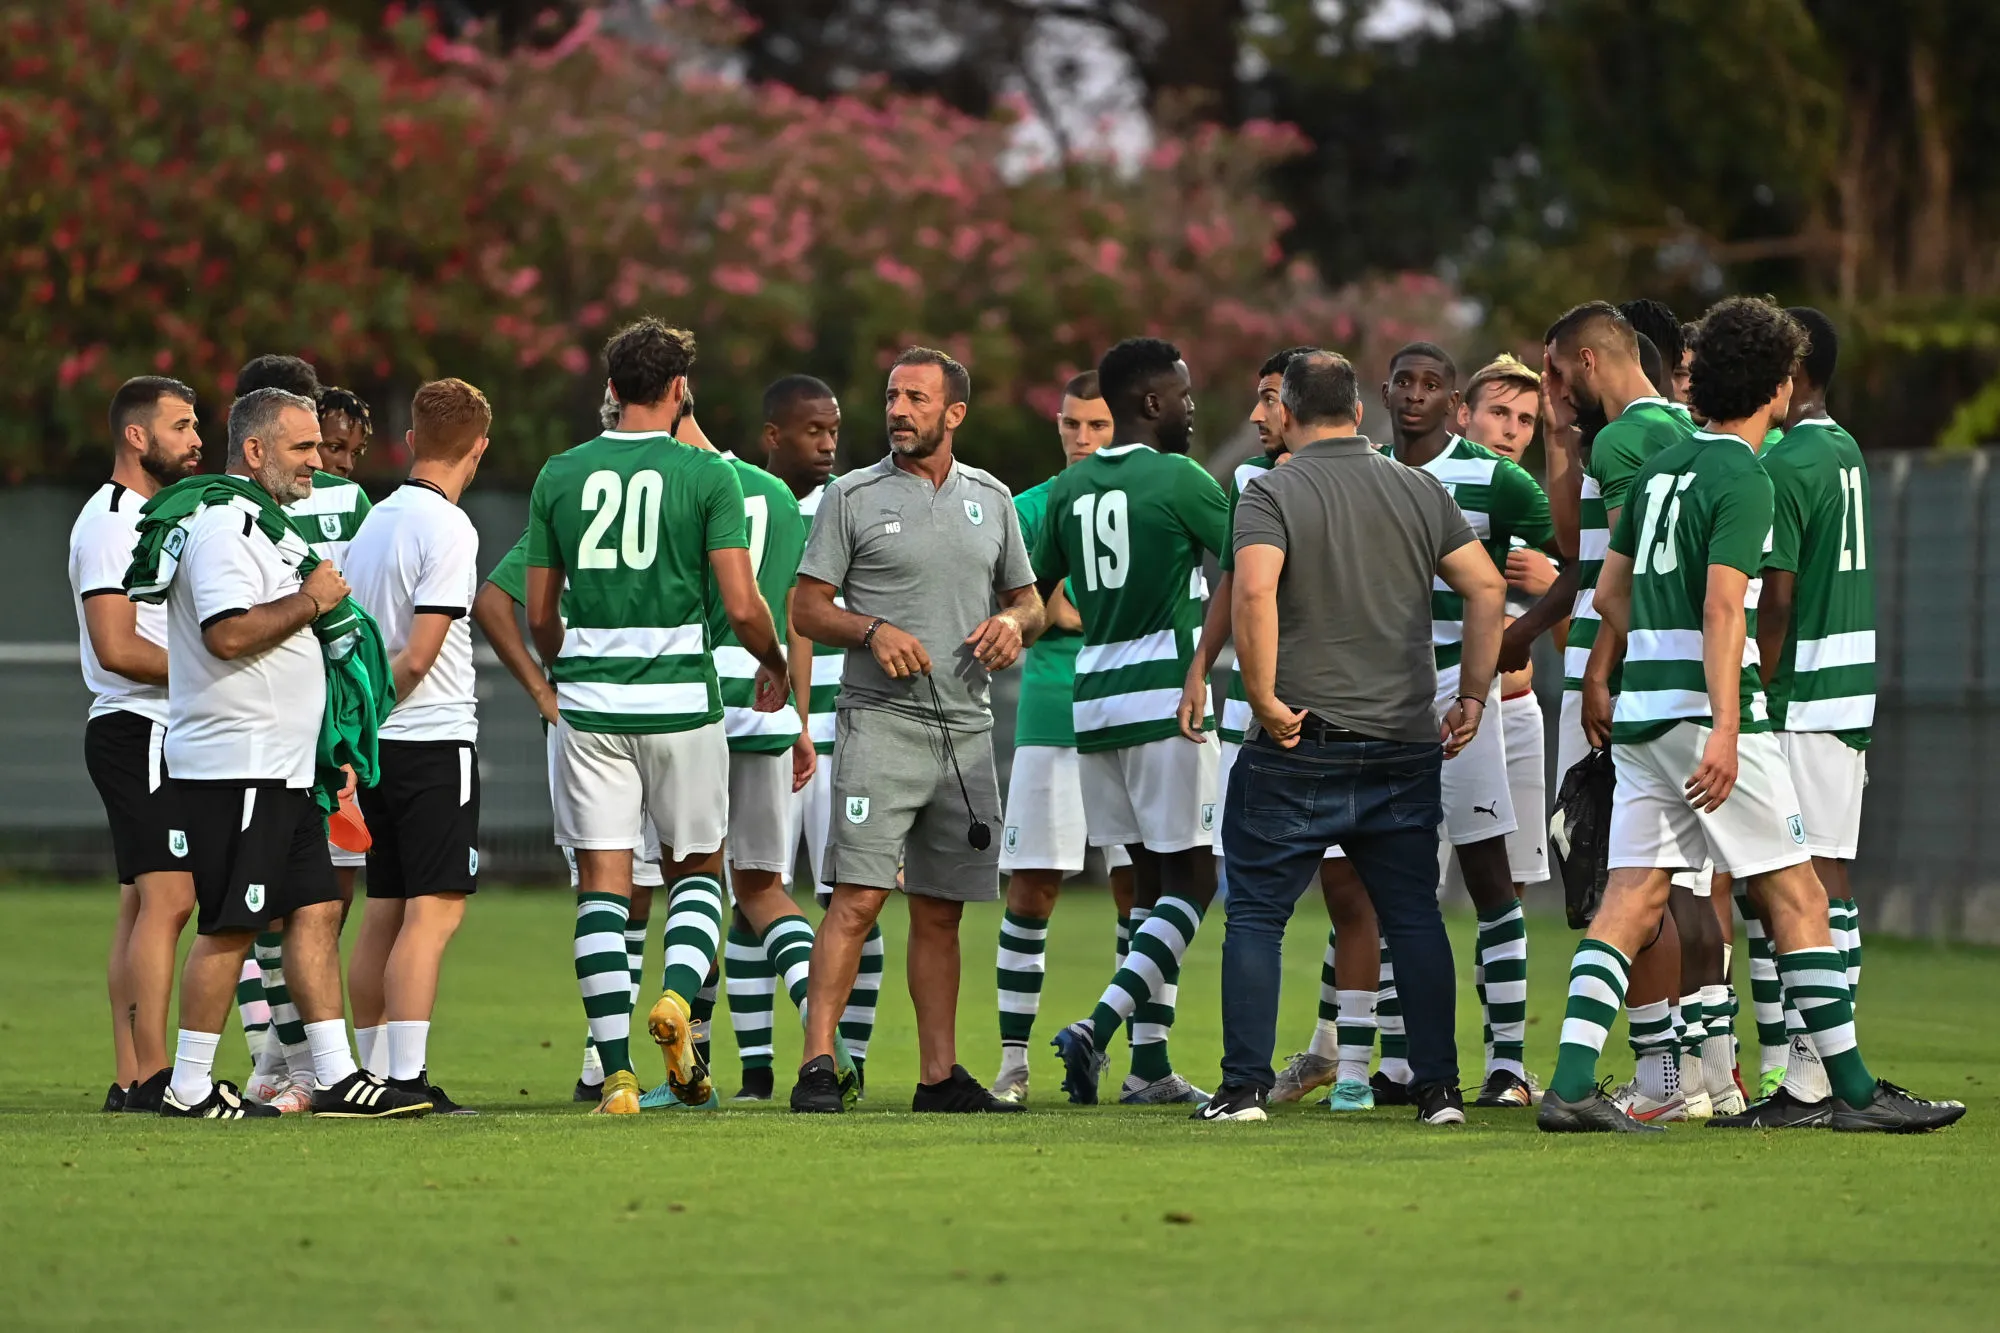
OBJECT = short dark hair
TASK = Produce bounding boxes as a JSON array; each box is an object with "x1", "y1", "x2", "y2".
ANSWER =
[
  {"x1": 1259, "y1": 346, "x2": 1318, "y2": 380},
  {"x1": 235, "y1": 354, "x2": 319, "y2": 401},
  {"x1": 1635, "y1": 333, "x2": 1665, "y2": 398},
  {"x1": 604, "y1": 318, "x2": 696, "y2": 409},
  {"x1": 228, "y1": 387, "x2": 317, "y2": 463},
  {"x1": 1096, "y1": 338, "x2": 1183, "y2": 414},
  {"x1": 1787, "y1": 307, "x2": 1839, "y2": 389},
  {"x1": 1619, "y1": 299, "x2": 1684, "y2": 376},
  {"x1": 1689, "y1": 297, "x2": 1809, "y2": 424},
  {"x1": 1280, "y1": 350, "x2": 1360, "y2": 427},
  {"x1": 1544, "y1": 301, "x2": 1637, "y2": 358},
  {"x1": 109, "y1": 376, "x2": 195, "y2": 439},
  {"x1": 890, "y1": 347, "x2": 970, "y2": 406},
  {"x1": 1388, "y1": 341, "x2": 1457, "y2": 383},
  {"x1": 762, "y1": 374, "x2": 835, "y2": 424},
  {"x1": 316, "y1": 385, "x2": 373, "y2": 437},
  {"x1": 1061, "y1": 370, "x2": 1101, "y2": 401}
]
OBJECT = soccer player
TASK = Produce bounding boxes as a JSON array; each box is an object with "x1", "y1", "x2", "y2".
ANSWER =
[
  {"x1": 526, "y1": 319, "x2": 788, "y2": 1116},
  {"x1": 1382, "y1": 341, "x2": 1557, "y2": 1108},
  {"x1": 342, "y1": 379, "x2": 492, "y2": 1115},
  {"x1": 1747, "y1": 307, "x2": 1878, "y2": 1113},
  {"x1": 72, "y1": 377, "x2": 203, "y2": 1112},
  {"x1": 1040, "y1": 337, "x2": 1229, "y2": 1107},
  {"x1": 153, "y1": 388, "x2": 427, "y2": 1119},
  {"x1": 990, "y1": 371, "x2": 1136, "y2": 1104},
  {"x1": 1541, "y1": 295, "x2": 1958, "y2": 1134}
]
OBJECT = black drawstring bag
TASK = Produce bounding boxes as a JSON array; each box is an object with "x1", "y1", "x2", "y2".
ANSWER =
[{"x1": 1550, "y1": 747, "x2": 1614, "y2": 929}]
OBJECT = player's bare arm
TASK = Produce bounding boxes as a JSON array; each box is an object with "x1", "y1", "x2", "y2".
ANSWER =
[
  {"x1": 83, "y1": 594, "x2": 168, "y2": 685},
  {"x1": 1438, "y1": 539, "x2": 1506, "y2": 756},
  {"x1": 786, "y1": 588, "x2": 817, "y2": 792},
  {"x1": 1754, "y1": 568, "x2": 1796, "y2": 687},
  {"x1": 472, "y1": 581, "x2": 557, "y2": 725},
  {"x1": 1231, "y1": 542, "x2": 1303, "y2": 748},
  {"x1": 710, "y1": 545, "x2": 788, "y2": 711},
  {"x1": 796, "y1": 573, "x2": 930, "y2": 679},
  {"x1": 1581, "y1": 548, "x2": 1632, "y2": 748},
  {"x1": 1686, "y1": 563, "x2": 1748, "y2": 813},
  {"x1": 1179, "y1": 569, "x2": 1234, "y2": 742},
  {"x1": 205, "y1": 561, "x2": 346, "y2": 661},
  {"x1": 390, "y1": 611, "x2": 454, "y2": 703},
  {"x1": 1498, "y1": 562, "x2": 1577, "y2": 673},
  {"x1": 525, "y1": 561, "x2": 566, "y2": 668},
  {"x1": 1045, "y1": 578, "x2": 1082, "y2": 633}
]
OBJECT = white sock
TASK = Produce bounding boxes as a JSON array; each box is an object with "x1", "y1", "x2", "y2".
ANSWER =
[
  {"x1": 249, "y1": 1027, "x2": 285, "y2": 1078},
  {"x1": 1307, "y1": 1017, "x2": 1341, "y2": 1061},
  {"x1": 387, "y1": 1020, "x2": 429, "y2": 1082},
  {"x1": 1635, "y1": 1050, "x2": 1679, "y2": 1102},
  {"x1": 1679, "y1": 1050, "x2": 1706, "y2": 1098},
  {"x1": 280, "y1": 1039, "x2": 313, "y2": 1081},
  {"x1": 1379, "y1": 1056, "x2": 1412, "y2": 1085},
  {"x1": 1781, "y1": 1032, "x2": 1832, "y2": 1102},
  {"x1": 355, "y1": 1024, "x2": 389, "y2": 1076},
  {"x1": 170, "y1": 1029, "x2": 220, "y2": 1107},
  {"x1": 579, "y1": 1035, "x2": 604, "y2": 1084},
  {"x1": 304, "y1": 1019, "x2": 358, "y2": 1087},
  {"x1": 1334, "y1": 989, "x2": 1378, "y2": 1085}
]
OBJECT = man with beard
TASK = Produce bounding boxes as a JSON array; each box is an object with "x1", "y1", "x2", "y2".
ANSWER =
[
  {"x1": 790, "y1": 348, "x2": 1044, "y2": 1114},
  {"x1": 71, "y1": 377, "x2": 205, "y2": 1111}
]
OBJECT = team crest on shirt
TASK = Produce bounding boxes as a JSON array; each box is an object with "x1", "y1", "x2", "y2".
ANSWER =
[
  {"x1": 318, "y1": 514, "x2": 342, "y2": 541},
  {"x1": 1004, "y1": 826, "x2": 1020, "y2": 854},
  {"x1": 964, "y1": 500, "x2": 984, "y2": 525},
  {"x1": 168, "y1": 829, "x2": 188, "y2": 858},
  {"x1": 1787, "y1": 814, "x2": 1806, "y2": 845},
  {"x1": 163, "y1": 527, "x2": 187, "y2": 559},
  {"x1": 245, "y1": 883, "x2": 265, "y2": 912},
  {"x1": 1200, "y1": 803, "x2": 1216, "y2": 832},
  {"x1": 846, "y1": 797, "x2": 870, "y2": 825},
  {"x1": 468, "y1": 848, "x2": 480, "y2": 876}
]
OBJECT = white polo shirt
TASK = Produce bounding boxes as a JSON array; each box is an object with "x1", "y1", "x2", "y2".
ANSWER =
[
  {"x1": 165, "y1": 497, "x2": 325, "y2": 787},
  {"x1": 68, "y1": 482, "x2": 169, "y2": 725},
  {"x1": 342, "y1": 482, "x2": 480, "y2": 744}
]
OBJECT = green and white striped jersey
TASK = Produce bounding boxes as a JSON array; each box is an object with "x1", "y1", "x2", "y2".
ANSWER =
[
  {"x1": 1219, "y1": 454, "x2": 1275, "y2": 743},
  {"x1": 1762, "y1": 417, "x2": 1874, "y2": 747},
  {"x1": 798, "y1": 481, "x2": 842, "y2": 755},
  {"x1": 1564, "y1": 399, "x2": 1695, "y2": 692},
  {"x1": 285, "y1": 471, "x2": 371, "y2": 566},
  {"x1": 1405, "y1": 436, "x2": 1555, "y2": 672},
  {"x1": 1607, "y1": 430, "x2": 1775, "y2": 744},
  {"x1": 1032, "y1": 444, "x2": 1229, "y2": 752},
  {"x1": 526, "y1": 430, "x2": 747, "y2": 734},
  {"x1": 707, "y1": 454, "x2": 806, "y2": 753}
]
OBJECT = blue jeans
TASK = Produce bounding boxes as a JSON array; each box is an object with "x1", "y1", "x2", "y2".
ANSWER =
[{"x1": 1218, "y1": 732, "x2": 1456, "y2": 1091}]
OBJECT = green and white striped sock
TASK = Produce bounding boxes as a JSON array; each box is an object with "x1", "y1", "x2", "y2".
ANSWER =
[
  {"x1": 1307, "y1": 930, "x2": 1341, "y2": 1060},
  {"x1": 725, "y1": 924, "x2": 777, "y2": 1071},
  {"x1": 236, "y1": 956, "x2": 272, "y2": 1065},
  {"x1": 997, "y1": 910, "x2": 1049, "y2": 1051},
  {"x1": 1115, "y1": 915, "x2": 1131, "y2": 968},
  {"x1": 1779, "y1": 947, "x2": 1874, "y2": 1106},
  {"x1": 762, "y1": 915, "x2": 815, "y2": 1013},
  {"x1": 624, "y1": 917, "x2": 650, "y2": 1007},
  {"x1": 1377, "y1": 943, "x2": 1410, "y2": 1084},
  {"x1": 574, "y1": 892, "x2": 633, "y2": 1076},
  {"x1": 1832, "y1": 897, "x2": 1862, "y2": 1003},
  {"x1": 254, "y1": 933, "x2": 310, "y2": 1078},
  {"x1": 1085, "y1": 896, "x2": 1203, "y2": 1061},
  {"x1": 1550, "y1": 938, "x2": 1631, "y2": 1102},
  {"x1": 1740, "y1": 892, "x2": 1787, "y2": 1076},
  {"x1": 840, "y1": 923, "x2": 883, "y2": 1072},
  {"x1": 1477, "y1": 901, "x2": 1529, "y2": 1078},
  {"x1": 659, "y1": 876, "x2": 724, "y2": 1004},
  {"x1": 1679, "y1": 990, "x2": 1707, "y2": 1059}
]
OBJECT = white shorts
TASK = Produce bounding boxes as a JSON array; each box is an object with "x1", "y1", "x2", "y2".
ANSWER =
[
  {"x1": 1608, "y1": 723, "x2": 1810, "y2": 879},
  {"x1": 728, "y1": 749, "x2": 793, "y2": 874},
  {"x1": 1439, "y1": 671, "x2": 1517, "y2": 845},
  {"x1": 999, "y1": 745, "x2": 1132, "y2": 874},
  {"x1": 792, "y1": 754, "x2": 831, "y2": 890},
  {"x1": 1780, "y1": 731, "x2": 1867, "y2": 860},
  {"x1": 1501, "y1": 690, "x2": 1550, "y2": 884},
  {"x1": 551, "y1": 731, "x2": 663, "y2": 886},
  {"x1": 1556, "y1": 689, "x2": 1590, "y2": 786},
  {"x1": 1080, "y1": 735, "x2": 1218, "y2": 854},
  {"x1": 551, "y1": 719, "x2": 728, "y2": 860},
  {"x1": 329, "y1": 841, "x2": 366, "y2": 870}
]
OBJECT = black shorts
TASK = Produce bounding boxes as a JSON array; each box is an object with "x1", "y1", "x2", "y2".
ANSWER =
[
  {"x1": 173, "y1": 782, "x2": 340, "y2": 936},
  {"x1": 357, "y1": 740, "x2": 480, "y2": 900},
  {"x1": 83, "y1": 710, "x2": 187, "y2": 883}
]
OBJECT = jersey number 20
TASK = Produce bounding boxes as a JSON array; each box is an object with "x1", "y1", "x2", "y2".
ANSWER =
[{"x1": 579, "y1": 469, "x2": 663, "y2": 570}]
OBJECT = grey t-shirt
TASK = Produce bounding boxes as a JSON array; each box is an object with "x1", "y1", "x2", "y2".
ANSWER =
[
  {"x1": 1231, "y1": 434, "x2": 1476, "y2": 742},
  {"x1": 799, "y1": 454, "x2": 1034, "y2": 731}
]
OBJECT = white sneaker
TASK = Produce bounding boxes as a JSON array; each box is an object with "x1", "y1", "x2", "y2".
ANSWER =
[
  {"x1": 1269, "y1": 1051, "x2": 1338, "y2": 1104},
  {"x1": 267, "y1": 1073, "x2": 317, "y2": 1114},
  {"x1": 1120, "y1": 1073, "x2": 1210, "y2": 1105},
  {"x1": 244, "y1": 1066, "x2": 289, "y2": 1105},
  {"x1": 1611, "y1": 1081, "x2": 1688, "y2": 1123},
  {"x1": 992, "y1": 1049, "x2": 1030, "y2": 1105},
  {"x1": 1709, "y1": 1082, "x2": 1748, "y2": 1117}
]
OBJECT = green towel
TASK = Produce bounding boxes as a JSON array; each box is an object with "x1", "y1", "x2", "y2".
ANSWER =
[{"x1": 123, "y1": 474, "x2": 395, "y2": 814}]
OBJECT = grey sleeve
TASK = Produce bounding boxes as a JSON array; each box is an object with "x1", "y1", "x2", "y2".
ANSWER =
[
  {"x1": 992, "y1": 488, "x2": 1035, "y2": 590},
  {"x1": 1231, "y1": 477, "x2": 1288, "y2": 557},
  {"x1": 797, "y1": 480, "x2": 853, "y2": 588}
]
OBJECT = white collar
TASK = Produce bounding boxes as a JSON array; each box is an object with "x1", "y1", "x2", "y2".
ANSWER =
[
  {"x1": 599, "y1": 429, "x2": 676, "y2": 441},
  {"x1": 1095, "y1": 443, "x2": 1155, "y2": 458}
]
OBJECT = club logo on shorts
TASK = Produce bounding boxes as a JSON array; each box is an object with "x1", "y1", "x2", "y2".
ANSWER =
[
  {"x1": 468, "y1": 847, "x2": 480, "y2": 876},
  {"x1": 1200, "y1": 803, "x2": 1216, "y2": 832},
  {"x1": 1004, "y1": 825, "x2": 1020, "y2": 853},
  {"x1": 1787, "y1": 814, "x2": 1806, "y2": 845},
  {"x1": 964, "y1": 500, "x2": 983, "y2": 525},
  {"x1": 318, "y1": 514, "x2": 342, "y2": 541},
  {"x1": 245, "y1": 883, "x2": 265, "y2": 912},
  {"x1": 168, "y1": 829, "x2": 188, "y2": 858},
  {"x1": 846, "y1": 796, "x2": 870, "y2": 825}
]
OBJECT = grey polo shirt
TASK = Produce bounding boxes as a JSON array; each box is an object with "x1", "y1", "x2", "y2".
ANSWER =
[
  {"x1": 799, "y1": 454, "x2": 1034, "y2": 731},
  {"x1": 1231, "y1": 433, "x2": 1475, "y2": 742}
]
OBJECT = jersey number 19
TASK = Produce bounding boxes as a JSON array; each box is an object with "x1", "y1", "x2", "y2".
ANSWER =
[{"x1": 1072, "y1": 490, "x2": 1129, "y2": 592}]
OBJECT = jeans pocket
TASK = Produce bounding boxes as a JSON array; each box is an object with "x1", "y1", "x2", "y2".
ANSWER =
[
  {"x1": 1382, "y1": 760, "x2": 1442, "y2": 830},
  {"x1": 1242, "y1": 763, "x2": 1316, "y2": 841}
]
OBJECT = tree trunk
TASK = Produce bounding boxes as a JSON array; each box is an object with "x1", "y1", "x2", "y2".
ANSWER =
[{"x1": 1905, "y1": 39, "x2": 1954, "y2": 295}]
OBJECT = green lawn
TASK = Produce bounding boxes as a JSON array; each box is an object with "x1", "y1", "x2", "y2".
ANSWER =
[{"x1": 3, "y1": 884, "x2": 1997, "y2": 1331}]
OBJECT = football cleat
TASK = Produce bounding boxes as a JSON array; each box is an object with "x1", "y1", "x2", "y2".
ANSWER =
[
  {"x1": 992, "y1": 1048, "x2": 1031, "y2": 1105},
  {"x1": 1709, "y1": 1081, "x2": 1749, "y2": 1118},
  {"x1": 244, "y1": 1065, "x2": 291, "y2": 1106},
  {"x1": 1758, "y1": 1066, "x2": 1786, "y2": 1100},
  {"x1": 1051, "y1": 1022, "x2": 1108, "y2": 1105},
  {"x1": 733, "y1": 1067, "x2": 775, "y2": 1103},
  {"x1": 1326, "y1": 1079, "x2": 1375, "y2": 1112},
  {"x1": 646, "y1": 991, "x2": 712, "y2": 1107},
  {"x1": 312, "y1": 1070, "x2": 432, "y2": 1119},
  {"x1": 161, "y1": 1080, "x2": 280, "y2": 1120},
  {"x1": 573, "y1": 1078, "x2": 604, "y2": 1104},
  {"x1": 1610, "y1": 1081, "x2": 1688, "y2": 1123},
  {"x1": 591, "y1": 1069, "x2": 642, "y2": 1116},
  {"x1": 1370, "y1": 1071, "x2": 1416, "y2": 1106},
  {"x1": 1269, "y1": 1051, "x2": 1339, "y2": 1105},
  {"x1": 1830, "y1": 1080, "x2": 1968, "y2": 1134},
  {"x1": 1473, "y1": 1069, "x2": 1537, "y2": 1108},
  {"x1": 1539, "y1": 1085, "x2": 1664, "y2": 1134},
  {"x1": 640, "y1": 1079, "x2": 719, "y2": 1111},
  {"x1": 1119, "y1": 1073, "x2": 1210, "y2": 1106},
  {"x1": 267, "y1": 1073, "x2": 317, "y2": 1115},
  {"x1": 1707, "y1": 1087, "x2": 1832, "y2": 1130}
]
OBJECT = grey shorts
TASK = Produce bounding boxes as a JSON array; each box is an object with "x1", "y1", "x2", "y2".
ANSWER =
[
  {"x1": 824, "y1": 707, "x2": 999, "y2": 902},
  {"x1": 728, "y1": 749, "x2": 793, "y2": 874}
]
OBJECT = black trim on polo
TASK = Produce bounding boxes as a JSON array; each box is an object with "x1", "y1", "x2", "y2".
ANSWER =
[
  {"x1": 413, "y1": 605, "x2": 469, "y2": 620},
  {"x1": 81, "y1": 587, "x2": 128, "y2": 600},
  {"x1": 199, "y1": 608, "x2": 250, "y2": 630}
]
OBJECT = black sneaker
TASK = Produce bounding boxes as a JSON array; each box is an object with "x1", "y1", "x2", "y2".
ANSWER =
[
  {"x1": 573, "y1": 1077, "x2": 603, "y2": 1103},
  {"x1": 734, "y1": 1066, "x2": 775, "y2": 1103},
  {"x1": 102, "y1": 1082, "x2": 127, "y2": 1113},
  {"x1": 1414, "y1": 1081, "x2": 1467, "y2": 1125},
  {"x1": 311, "y1": 1070, "x2": 432, "y2": 1118},
  {"x1": 390, "y1": 1073, "x2": 475, "y2": 1116},
  {"x1": 790, "y1": 1055, "x2": 845, "y2": 1114},
  {"x1": 913, "y1": 1065, "x2": 1026, "y2": 1113},
  {"x1": 1370, "y1": 1071, "x2": 1415, "y2": 1106},
  {"x1": 1472, "y1": 1069, "x2": 1536, "y2": 1108},
  {"x1": 161, "y1": 1079, "x2": 280, "y2": 1119},
  {"x1": 1190, "y1": 1083, "x2": 1268, "y2": 1122},
  {"x1": 1829, "y1": 1079, "x2": 1968, "y2": 1133},
  {"x1": 1538, "y1": 1084, "x2": 1664, "y2": 1134},
  {"x1": 1708, "y1": 1086, "x2": 1833, "y2": 1129},
  {"x1": 125, "y1": 1068, "x2": 170, "y2": 1113}
]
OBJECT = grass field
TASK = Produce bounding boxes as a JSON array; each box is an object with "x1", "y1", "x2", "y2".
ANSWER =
[{"x1": 3, "y1": 884, "x2": 1998, "y2": 1331}]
